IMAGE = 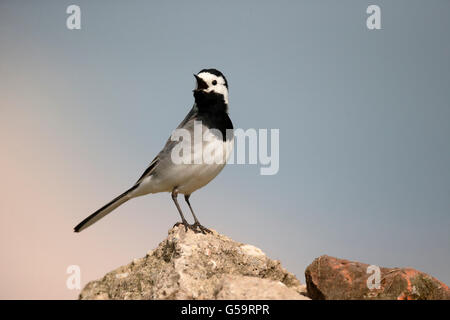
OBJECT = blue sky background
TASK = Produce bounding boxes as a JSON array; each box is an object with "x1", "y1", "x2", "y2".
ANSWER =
[{"x1": 1, "y1": 0, "x2": 449, "y2": 298}]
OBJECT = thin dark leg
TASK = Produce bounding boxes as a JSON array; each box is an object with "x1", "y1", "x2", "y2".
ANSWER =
[
  {"x1": 171, "y1": 188, "x2": 189, "y2": 231},
  {"x1": 184, "y1": 194, "x2": 200, "y2": 224},
  {"x1": 184, "y1": 194, "x2": 211, "y2": 234}
]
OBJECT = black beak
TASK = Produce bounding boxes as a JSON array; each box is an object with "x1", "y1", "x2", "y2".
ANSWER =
[{"x1": 194, "y1": 74, "x2": 208, "y2": 91}]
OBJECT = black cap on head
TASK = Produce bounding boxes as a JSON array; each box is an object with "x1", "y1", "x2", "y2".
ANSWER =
[{"x1": 198, "y1": 68, "x2": 228, "y2": 89}]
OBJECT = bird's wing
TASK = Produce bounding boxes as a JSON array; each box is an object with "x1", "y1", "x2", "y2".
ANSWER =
[
  {"x1": 135, "y1": 155, "x2": 160, "y2": 185},
  {"x1": 134, "y1": 105, "x2": 198, "y2": 185}
]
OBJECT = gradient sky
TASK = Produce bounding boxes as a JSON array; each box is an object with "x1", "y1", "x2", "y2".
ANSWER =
[{"x1": 1, "y1": 1, "x2": 449, "y2": 299}]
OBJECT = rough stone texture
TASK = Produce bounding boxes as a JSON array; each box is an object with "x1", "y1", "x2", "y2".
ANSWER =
[
  {"x1": 79, "y1": 226, "x2": 309, "y2": 300},
  {"x1": 215, "y1": 275, "x2": 308, "y2": 300},
  {"x1": 305, "y1": 255, "x2": 450, "y2": 300}
]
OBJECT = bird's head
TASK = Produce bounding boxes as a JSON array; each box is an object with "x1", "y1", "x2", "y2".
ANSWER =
[{"x1": 193, "y1": 69, "x2": 228, "y2": 105}]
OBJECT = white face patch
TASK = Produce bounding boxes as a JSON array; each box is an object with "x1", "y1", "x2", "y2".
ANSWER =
[{"x1": 196, "y1": 72, "x2": 229, "y2": 105}]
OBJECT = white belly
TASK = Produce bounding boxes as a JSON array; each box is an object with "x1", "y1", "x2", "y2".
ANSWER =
[{"x1": 134, "y1": 136, "x2": 233, "y2": 196}]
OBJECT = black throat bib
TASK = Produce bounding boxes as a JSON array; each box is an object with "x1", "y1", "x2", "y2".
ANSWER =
[{"x1": 194, "y1": 90, "x2": 233, "y2": 141}]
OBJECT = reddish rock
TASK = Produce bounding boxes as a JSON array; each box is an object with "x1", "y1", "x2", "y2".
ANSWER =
[{"x1": 305, "y1": 255, "x2": 450, "y2": 300}]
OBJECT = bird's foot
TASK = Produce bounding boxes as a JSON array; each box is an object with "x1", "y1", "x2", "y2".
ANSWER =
[
  {"x1": 190, "y1": 222, "x2": 212, "y2": 234},
  {"x1": 173, "y1": 221, "x2": 211, "y2": 234},
  {"x1": 173, "y1": 220, "x2": 190, "y2": 232}
]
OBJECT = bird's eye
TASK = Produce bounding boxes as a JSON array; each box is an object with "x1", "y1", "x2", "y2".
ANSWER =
[{"x1": 212, "y1": 80, "x2": 217, "y2": 85}]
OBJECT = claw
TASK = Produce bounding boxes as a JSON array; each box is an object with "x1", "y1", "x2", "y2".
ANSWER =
[
  {"x1": 173, "y1": 220, "x2": 189, "y2": 232},
  {"x1": 174, "y1": 221, "x2": 211, "y2": 234},
  {"x1": 191, "y1": 222, "x2": 212, "y2": 234}
]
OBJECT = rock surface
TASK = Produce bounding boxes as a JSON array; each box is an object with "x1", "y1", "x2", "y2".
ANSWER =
[
  {"x1": 79, "y1": 226, "x2": 309, "y2": 300},
  {"x1": 305, "y1": 255, "x2": 450, "y2": 300}
]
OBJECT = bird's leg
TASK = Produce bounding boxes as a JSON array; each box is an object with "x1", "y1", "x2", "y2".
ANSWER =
[
  {"x1": 171, "y1": 189, "x2": 190, "y2": 231},
  {"x1": 184, "y1": 194, "x2": 211, "y2": 234}
]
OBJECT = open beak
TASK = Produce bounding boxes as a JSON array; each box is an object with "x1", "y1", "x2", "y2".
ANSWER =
[{"x1": 193, "y1": 74, "x2": 208, "y2": 92}]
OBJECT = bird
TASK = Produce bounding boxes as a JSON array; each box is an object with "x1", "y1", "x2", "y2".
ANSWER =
[{"x1": 74, "y1": 68, "x2": 234, "y2": 234}]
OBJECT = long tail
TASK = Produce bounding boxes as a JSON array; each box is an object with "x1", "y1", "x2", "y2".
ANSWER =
[{"x1": 74, "y1": 185, "x2": 138, "y2": 233}]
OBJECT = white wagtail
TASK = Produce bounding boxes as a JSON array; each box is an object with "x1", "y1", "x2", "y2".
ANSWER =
[{"x1": 74, "y1": 69, "x2": 233, "y2": 234}]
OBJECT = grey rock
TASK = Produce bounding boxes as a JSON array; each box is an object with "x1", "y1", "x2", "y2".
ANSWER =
[
  {"x1": 215, "y1": 275, "x2": 309, "y2": 300},
  {"x1": 79, "y1": 226, "x2": 309, "y2": 300}
]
